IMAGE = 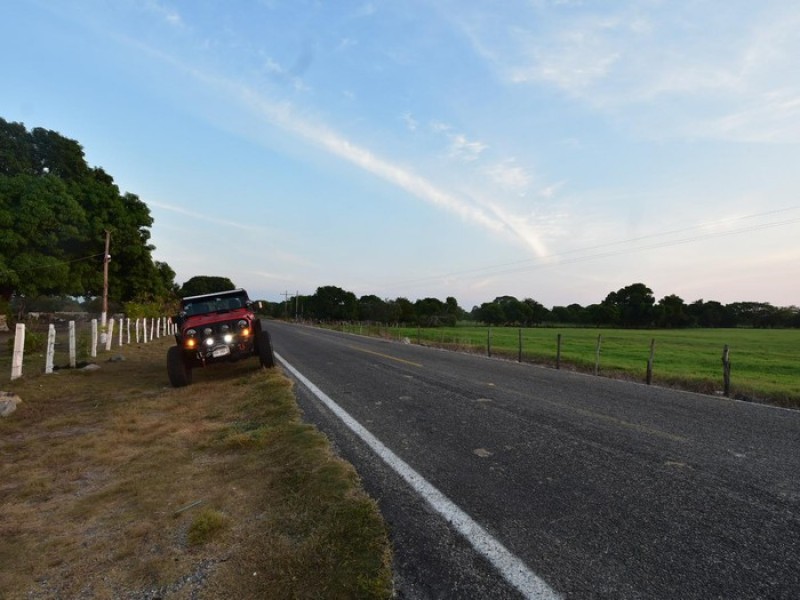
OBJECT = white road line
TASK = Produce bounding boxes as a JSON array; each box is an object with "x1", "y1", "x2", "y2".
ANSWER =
[{"x1": 276, "y1": 352, "x2": 561, "y2": 600}]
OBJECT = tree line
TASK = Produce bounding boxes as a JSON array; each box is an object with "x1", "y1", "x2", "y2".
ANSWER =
[{"x1": 267, "y1": 283, "x2": 800, "y2": 329}]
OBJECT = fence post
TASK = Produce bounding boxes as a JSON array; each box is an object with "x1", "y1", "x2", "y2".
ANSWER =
[
  {"x1": 11, "y1": 323, "x2": 25, "y2": 380},
  {"x1": 126, "y1": 318, "x2": 131, "y2": 344},
  {"x1": 91, "y1": 319, "x2": 98, "y2": 358},
  {"x1": 119, "y1": 317, "x2": 124, "y2": 346},
  {"x1": 646, "y1": 338, "x2": 656, "y2": 385},
  {"x1": 150, "y1": 318, "x2": 155, "y2": 342},
  {"x1": 69, "y1": 321, "x2": 77, "y2": 368},
  {"x1": 45, "y1": 324, "x2": 56, "y2": 374},
  {"x1": 105, "y1": 318, "x2": 115, "y2": 351},
  {"x1": 594, "y1": 334, "x2": 602, "y2": 375},
  {"x1": 722, "y1": 345, "x2": 731, "y2": 397},
  {"x1": 136, "y1": 318, "x2": 141, "y2": 343},
  {"x1": 556, "y1": 333, "x2": 562, "y2": 369},
  {"x1": 143, "y1": 318, "x2": 148, "y2": 343}
]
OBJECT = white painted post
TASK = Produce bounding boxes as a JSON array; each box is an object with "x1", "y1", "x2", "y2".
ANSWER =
[
  {"x1": 119, "y1": 317, "x2": 124, "y2": 346},
  {"x1": 135, "y1": 318, "x2": 141, "y2": 343},
  {"x1": 11, "y1": 323, "x2": 25, "y2": 380},
  {"x1": 69, "y1": 321, "x2": 77, "y2": 368},
  {"x1": 45, "y1": 324, "x2": 56, "y2": 374},
  {"x1": 91, "y1": 319, "x2": 98, "y2": 358},
  {"x1": 143, "y1": 317, "x2": 149, "y2": 343},
  {"x1": 105, "y1": 318, "x2": 115, "y2": 351},
  {"x1": 156, "y1": 317, "x2": 161, "y2": 338},
  {"x1": 150, "y1": 318, "x2": 155, "y2": 342},
  {"x1": 126, "y1": 318, "x2": 131, "y2": 344}
]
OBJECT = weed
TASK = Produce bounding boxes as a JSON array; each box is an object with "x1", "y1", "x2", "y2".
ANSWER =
[{"x1": 188, "y1": 508, "x2": 230, "y2": 546}]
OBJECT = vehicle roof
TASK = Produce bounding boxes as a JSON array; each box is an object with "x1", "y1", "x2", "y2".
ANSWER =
[{"x1": 181, "y1": 288, "x2": 249, "y2": 302}]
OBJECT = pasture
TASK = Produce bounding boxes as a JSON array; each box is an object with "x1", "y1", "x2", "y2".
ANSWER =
[{"x1": 338, "y1": 324, "x2": 800, "y2": 408}]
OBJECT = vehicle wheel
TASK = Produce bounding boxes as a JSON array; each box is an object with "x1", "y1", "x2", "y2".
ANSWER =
[
  {"x1": 167, "y1": 346, "x2": 192, "y2": 387},
  {"x1": 257, "y1": 329, "x2": 275, "y2": 368}
]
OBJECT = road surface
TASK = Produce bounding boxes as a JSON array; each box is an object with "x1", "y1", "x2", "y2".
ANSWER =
[{"x1": 266, "y1": 320, "x2": 800, "y2": 599}]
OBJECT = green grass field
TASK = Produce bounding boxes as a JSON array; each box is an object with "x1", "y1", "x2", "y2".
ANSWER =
[{"x1": 336, "y1": 323, "x2": 800, "y2": 408}]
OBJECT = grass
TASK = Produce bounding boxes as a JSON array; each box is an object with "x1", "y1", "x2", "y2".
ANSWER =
[
  {"x1": 0, "y1": 334, "x2": 392, "y2": 599},
  {"x1": 334, "y1": 323, "x2": 800, "y2": 408}
]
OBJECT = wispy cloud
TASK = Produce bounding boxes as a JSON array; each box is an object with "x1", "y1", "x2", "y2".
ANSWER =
[
  {"x1": 448, "y1": 133, "x2": 488, "y2": 161},
  {"x1": 451, "y1": 2, "x2": 800, "y2": 143},
  {"x1": 146, "y1": 199, "x2": 274, "y2": 233},
  {"x1": 144, "y1": 0, "x2": 184, "y2": 28}
]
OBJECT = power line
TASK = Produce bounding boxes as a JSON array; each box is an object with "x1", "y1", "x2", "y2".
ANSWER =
[{"x1": 382, "y1": 206, "x2": 800, "y2": 290}]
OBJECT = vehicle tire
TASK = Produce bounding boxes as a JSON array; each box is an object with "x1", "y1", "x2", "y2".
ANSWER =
[
  {"x1": 167, "y1": 346, "x2": 192, "y2": 387},
  {"x1": 257, "y1": 329, "x2": 275, "y2": 368}
]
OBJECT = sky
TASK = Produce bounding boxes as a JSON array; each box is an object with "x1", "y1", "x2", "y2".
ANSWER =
[{"x1": 3, "y1": 1, "x2": 800, "y2": 310}]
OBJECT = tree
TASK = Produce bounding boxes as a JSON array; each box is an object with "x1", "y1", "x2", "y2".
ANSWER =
[
  {"x1": 687, "y1": 300, "x2": 734, "y2": 328},
  {"x1": 306, "y1": 285, "x2": 357, "y2": 321},
  {"x1": 522, "y1": 298, "x2": 550, "y2": 324},
  {"x1": 179, "y1": 276, "x2": 236, "y2": 297},
  {"x1": 602, "y1": 283, "x2": 656, "y2": 327},
  {"x1": 0, "y1": 117, "x2": 177, "y2": 305},
  {"x1": 0, "y1": 174, "x2": 87, "y2": 299},
  {"x1": 656, "y1": 294, "x2": 691, "y2": 328}
]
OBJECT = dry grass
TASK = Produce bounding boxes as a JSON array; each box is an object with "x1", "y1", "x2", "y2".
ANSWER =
[{"x1": 0, "y1": 336, "x2": 392, "y2": 599}]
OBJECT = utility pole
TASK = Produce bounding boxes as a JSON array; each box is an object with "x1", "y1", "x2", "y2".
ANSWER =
[
  {"x1": 282, "y1": 290, "x2": 290, "y2": 320},
  {"x1": 100, "y1": 230, "x2": 111, "y2": 341}
]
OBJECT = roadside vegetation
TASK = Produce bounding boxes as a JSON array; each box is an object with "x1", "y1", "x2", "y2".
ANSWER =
[
  {"x1": 0, "y1": 337, "x2": 392, "y2": 599},
  {"x1": 329, "y1": 323, "x2": 800, "y2": 409}
]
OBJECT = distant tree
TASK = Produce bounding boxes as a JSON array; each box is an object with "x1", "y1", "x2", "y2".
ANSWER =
[
  {"x1": 473, "y1": 300, "x2": 506, "y2": 325},
  {"x1": 522, "y1": 298, "x2": 550, "y2": 324},
  {"x1": 444, "y1": 296, "x2": 465, "y2": 321},
  {"x1": 358, "y1": 295, "x2": 392, "y2": 322},
  {"x1": 687, "y1": 300, "x2": 735, "y2": 328},
  {"x1": 602, "y1": 283, "x2": 655, "y2": 327},
  {"x1": 414, "y1": 297, "x2": 456, "y2": 326},
  {"x1": 585, "y1": 303, "x2": 616, "y2": 326},
  {"x1": 394, "y1": 297, "x2": 416, "y2": 324},
  {"x1": 656, "y1": 294, "x2": 691, "y2": 328},
  {"x1": 307, "y1": 285, "x2": 357, "y2": 321},
  {"x1": 180, "y1": 276, "x2": 236, "y2": 297},
  {"x1": 550, "y1": 303, "x2": 588, "y2": 324}
]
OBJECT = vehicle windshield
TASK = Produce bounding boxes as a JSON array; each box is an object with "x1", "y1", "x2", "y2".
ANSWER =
[{"x1": 182, "y1": 293, "x2": 248, "y2": 317}]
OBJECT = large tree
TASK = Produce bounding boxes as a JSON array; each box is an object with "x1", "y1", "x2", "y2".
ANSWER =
[
  {"x1": 602, "y1": 283, "x2": 656, "y2": 328},
  {"x1": 0, "y1": 117, "x2": 176, "y2": 304}
]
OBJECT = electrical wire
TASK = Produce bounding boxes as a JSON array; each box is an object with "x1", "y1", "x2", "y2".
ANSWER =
[{"x1": 382, "y1": 206, "x2": 800, "y2": 290}]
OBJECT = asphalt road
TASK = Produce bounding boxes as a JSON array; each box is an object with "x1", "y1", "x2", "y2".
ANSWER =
[{"x1": 265, "y1": 320, "x2": 800, "y2": 599}]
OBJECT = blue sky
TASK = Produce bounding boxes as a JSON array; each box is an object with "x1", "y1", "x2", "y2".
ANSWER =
[{"x1": 3, "y1": 1, "x2": 800, "y2": 310}]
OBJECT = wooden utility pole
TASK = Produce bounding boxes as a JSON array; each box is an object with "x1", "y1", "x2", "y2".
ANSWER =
[{"x1": 101, "y1": 230, "x2": 111, "y2": 328}]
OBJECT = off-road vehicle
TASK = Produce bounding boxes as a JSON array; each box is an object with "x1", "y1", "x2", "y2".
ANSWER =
[{"x1": 167, "y1": 288, "x2": 274, "y2": 387}]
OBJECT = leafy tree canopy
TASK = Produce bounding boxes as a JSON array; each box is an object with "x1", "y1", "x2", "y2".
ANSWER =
[
  {"x1": 179, "y1": 276, "x2": 236, "y2": 297},
  {"x1": 0, "y1": 117, "x2": 176, "y2": 304}
]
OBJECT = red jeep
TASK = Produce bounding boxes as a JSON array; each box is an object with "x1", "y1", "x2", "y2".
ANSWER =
[{"x1": 167, "y1": 288, "x2": 274, "y2": 387}]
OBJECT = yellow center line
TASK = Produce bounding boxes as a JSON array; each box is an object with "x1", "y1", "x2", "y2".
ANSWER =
[
  {"x1": 571, "y1": 406, "x2": 689, "y2": 443},
  {"x1": 348, "y1": 345, "x2": 424, "y2": 368}
]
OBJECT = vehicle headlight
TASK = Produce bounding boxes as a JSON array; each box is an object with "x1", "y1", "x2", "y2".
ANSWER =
[
  {"x1": 203, "y1": 327, "x2": 213, "y2": 336},
  {"x1": 186, "y1": 329, "x2": 197, "y2": 337},
  {"x1": 221, "y1": 324, "x2": 229, "y2": 333},
  {"x1": 205, "y1": 337, "x2": 215, "y2": 346},
  {"x1": 237, "y1": 320, "x2": 247, "y2": 329},
  {"x1": 223, "y1": 333, "x2": 233, "y2": 343}
]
